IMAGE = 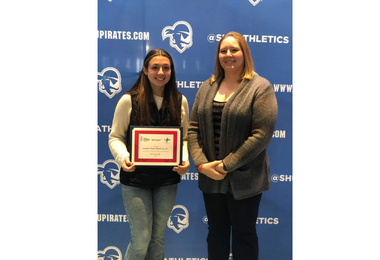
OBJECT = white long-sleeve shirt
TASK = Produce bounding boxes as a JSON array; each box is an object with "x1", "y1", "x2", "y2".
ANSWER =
[{"x1": 109, "y1": 94, "x2": 189, "y2": 167}]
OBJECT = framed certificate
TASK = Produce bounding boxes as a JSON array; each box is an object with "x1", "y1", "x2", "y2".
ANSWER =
[{"x1": 129, "y1": 126, "x2": 183, "y2": 166}]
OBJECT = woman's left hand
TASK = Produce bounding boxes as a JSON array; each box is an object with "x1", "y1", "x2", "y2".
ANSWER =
[
  {"x1": 173, "y1": 161, "x2": 190, "y2": 175},
  {"x1": 216, "y1": 161, "x2": 228, "y2": 174}
]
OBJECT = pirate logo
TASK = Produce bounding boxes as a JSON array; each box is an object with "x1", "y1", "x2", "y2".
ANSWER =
[
  {"x1": 97, "y1": 246, "x2": 122, "y2": 260},
  {"x1": 167, "y1": 205, "x2": 189, "y2": 234},
  {"x1": 98, "y1": 67, "x2": 122, "y2": 99},
  {"x1": 98, "y1": 159, "x2": 120, "y2": 189},
  {"x1": 249, "y1": 0, "x2": 261, "y2": 6},
  {"x1": 162, "y1": 21, "x2": 193, "y2": 53}
]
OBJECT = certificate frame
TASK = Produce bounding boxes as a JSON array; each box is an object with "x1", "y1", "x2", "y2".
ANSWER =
[{"x1": 129, "y1": 126, "x2": 183, "y2": 166}]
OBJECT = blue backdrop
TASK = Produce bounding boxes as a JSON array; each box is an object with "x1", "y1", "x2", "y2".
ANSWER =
[{"x1": 98, "y1": 0, "x2": 292, "y2": 259}]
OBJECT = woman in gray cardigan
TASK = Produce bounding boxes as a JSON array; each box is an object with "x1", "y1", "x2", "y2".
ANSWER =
[{"x1": 188, "y1": 32, "x2": 278, "y2": 260}]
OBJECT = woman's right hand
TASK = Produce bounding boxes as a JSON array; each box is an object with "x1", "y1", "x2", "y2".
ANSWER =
[
  {"x1": 200, "y1": 160, "x2": 227, "y2": 180},
  {"x1": 122, "y1": 157, "x2": 136, "y2": 172}
]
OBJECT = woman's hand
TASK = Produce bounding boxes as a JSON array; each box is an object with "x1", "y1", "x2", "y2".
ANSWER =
[
  {"x1": 122, "y1": 157, "x2": 136, "y2": 172},
  {"x1": 173, "y1": 161, "x2": 190, "y2": 175},
  {"x1": 216, "y1": 161, "x2": 228, "y2": 174},
  {"x1": 201, "y1": 160, "x2": 227, "y2": 180}
]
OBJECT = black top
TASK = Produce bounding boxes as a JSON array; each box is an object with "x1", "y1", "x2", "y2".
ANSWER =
[{"x1": 212, "y1": 100, "x2": 226, "y2": 160}]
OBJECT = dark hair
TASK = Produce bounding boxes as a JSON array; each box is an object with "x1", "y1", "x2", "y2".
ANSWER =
[{"x1": 127, "y1": 49, "x2": 181, "y2": 126}]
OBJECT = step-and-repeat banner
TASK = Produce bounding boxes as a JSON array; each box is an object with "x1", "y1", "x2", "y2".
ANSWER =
[{"x1": 98, "y1": 0, "x2": 292, "y2": 259}]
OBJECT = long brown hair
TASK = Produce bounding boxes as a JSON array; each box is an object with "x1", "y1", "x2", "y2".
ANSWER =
[
  {"x1": 127, "y1": 49, "x2": 181, "y2": 126},
  {"x1": 210, "y1": 32, "x2": 255, "y2": 84}
]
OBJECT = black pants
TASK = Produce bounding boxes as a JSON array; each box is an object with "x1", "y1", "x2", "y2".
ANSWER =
[{"x1": 203, "y1": 192, "x2": 262, "y2": 260}]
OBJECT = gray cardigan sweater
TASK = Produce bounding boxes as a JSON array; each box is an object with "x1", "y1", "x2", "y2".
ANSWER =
[{"x1": 188, "y1": 74, "x2": 278, "y2": 200}]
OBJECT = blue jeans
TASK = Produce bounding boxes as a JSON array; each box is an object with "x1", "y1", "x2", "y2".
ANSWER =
[{"x1": 121, "y1": 184, "x2": 178, "y2": 260}]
